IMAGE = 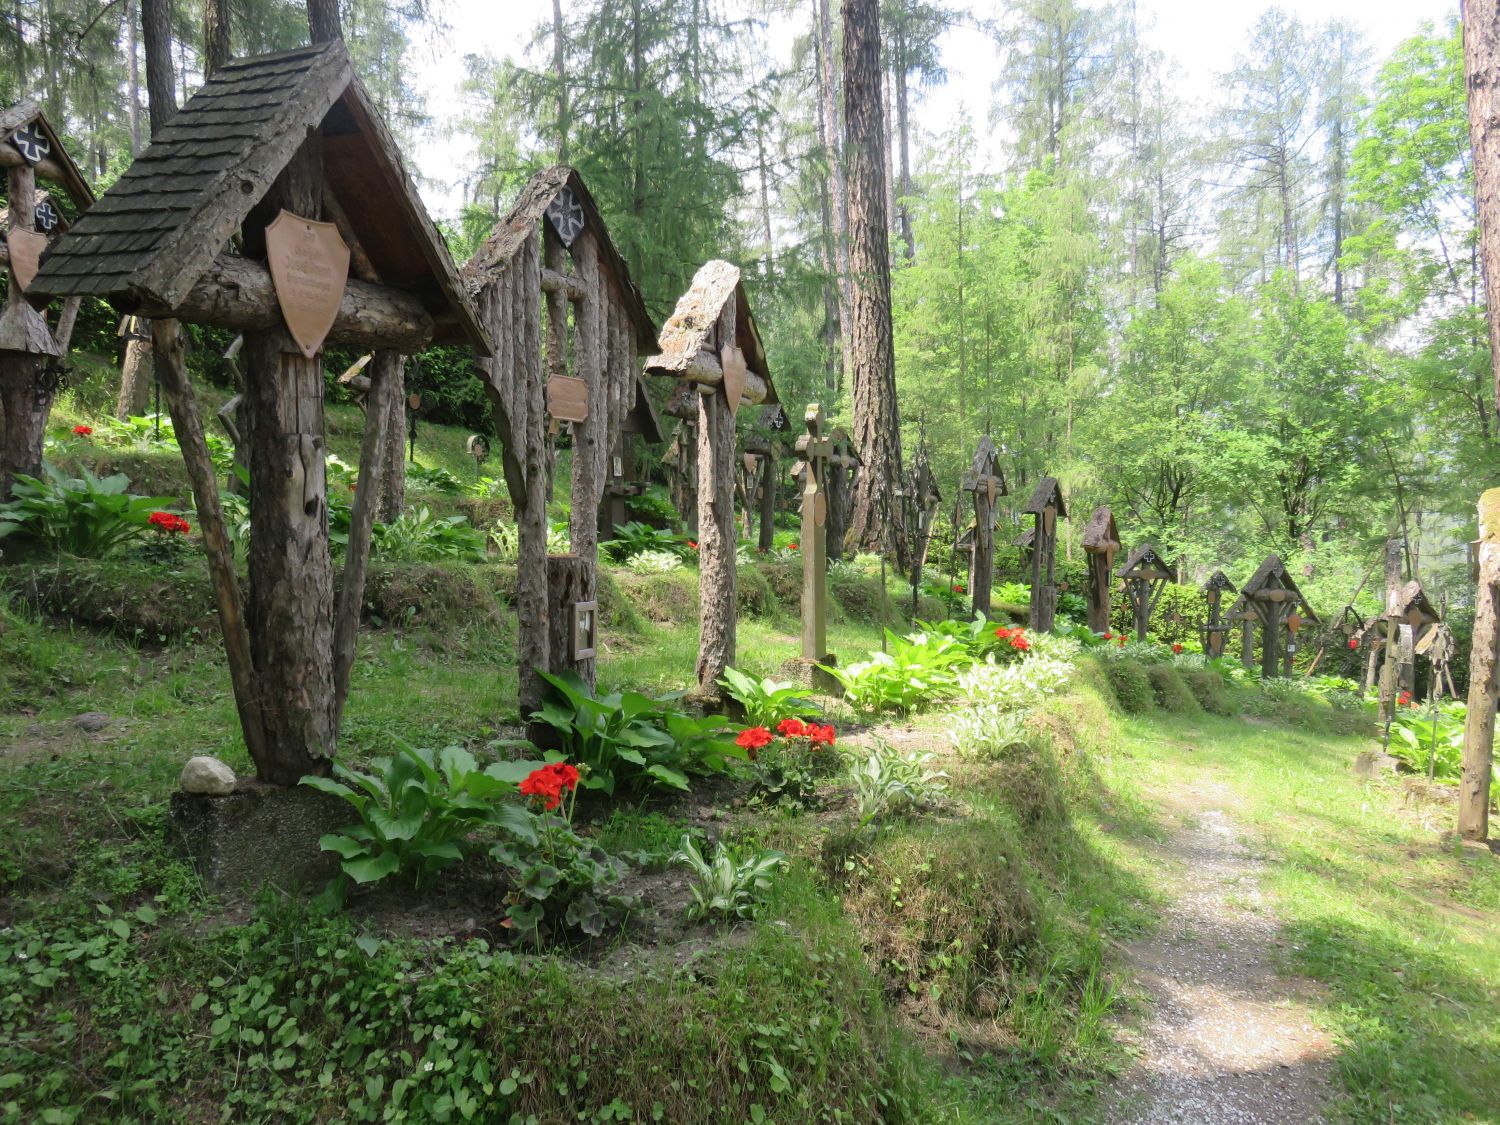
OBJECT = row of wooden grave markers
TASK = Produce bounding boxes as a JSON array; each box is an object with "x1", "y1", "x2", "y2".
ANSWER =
[{"x1": 0, "y1": 100, "x2": 93, "y2": 499}]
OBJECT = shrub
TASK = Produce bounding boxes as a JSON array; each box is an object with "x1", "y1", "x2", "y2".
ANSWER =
[
  {"x1": 0, "y1": 465, "x2": 173, "y2": 556},
  {"x1": 405, "y1": 462, "x2": 465, "y2": 494},
  {"x1": 1146, "y1": 664, "x2": 1200, "y2": 714},
  {"x1": 1103, "y1": 660, "x2": 1154, "y2": 713},
  {"x1": 603, "y1": 520, "x2": 691, "y2": 562},
  {"x1": 719, "y1": 667, "x2": 819, "y2": 727},
  {"x1": 623, "y1": 548, "x2": 683, "y2": 574},
  {"x1": 1182, "y1": 668, "x2": 1236, "y2": 715},
  {"x1": 740, "y1": 717, "x2": 842, "y2": 808},
  {"x1": 733, "y1": 562, "x2": 777, "y2": 617}
]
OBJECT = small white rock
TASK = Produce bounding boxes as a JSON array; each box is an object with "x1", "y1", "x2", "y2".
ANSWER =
[{"x1": 180, "y1": 755, "x2": 237, "y2": 796}]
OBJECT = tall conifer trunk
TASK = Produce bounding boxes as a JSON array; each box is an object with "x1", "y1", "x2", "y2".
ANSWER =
[{"x1": 1465, "y1": 0, "x2": 1500, "y2": 427}]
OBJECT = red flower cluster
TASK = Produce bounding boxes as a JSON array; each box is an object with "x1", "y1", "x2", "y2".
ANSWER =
[
  {"x1": 71, "y1": 424, "x2": 93, "y2": 436},
  {"x1": 789, "y1": 542, "x2": 800, "y2": 551},
  {"x1": 1396, "y1": 691, "x2": 1419, "y2": 709},
  {"x1": 952, "y1": 584, "x2": 967, "y2": 594},
  {"x1": 994, "y1": 624, "x2": 1030, "y2": 652},
  {"x1": 1171, "y1": 643, "x2": 1184, "y2": 655},
  {"x1": 148, "y1": 511, "x2": 190, "y2": 535},
  {"x1": 687, "y1": 540, "x2": 699, "y2": 550},
  {"x1": 519, "y1": 761, "x2": 581, "y2": 811},
  {"x1": 736, "y1": 726, "x2": 774, "y2": 759},
  {"x1": 776, "y1": 717, "x2": 836, "y2": 746},
  {"x1": 1348, "y1": 638, "x2": 1358, "y2": 651},
  {"x1": 1103, "y1": 632, "x2": 1113, "y2": 640}
]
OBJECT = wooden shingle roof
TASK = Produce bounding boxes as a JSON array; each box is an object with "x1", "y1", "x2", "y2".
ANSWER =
[
  {"x1": 1388, "y1": 579, "x2": 1439, "y2": 624},
  {"x1": 1023, "y1": 476, "x2": 1066, "y2": 518},
  {"x1": 461, "y1": 164, "x2": 656, "y2": 351},
  {"x1": 622, "y1": 373, "x2": 664, "y2": 443},
  {"x1": 1115, "y1": 543, "x2": 1171, "y2": 579},
  {"x1": 644, "y1": 260, "x2": 774, "y2": 399},
  {"x1": 1081, "y1": 506, "x2": 1119, "y2": 554},
  {"x1": 1239, "y1": 553, "x2": 1320, "y2": 623},
  {"x1": 30, "y1": 42, "x2": 487, "y2": 352}
]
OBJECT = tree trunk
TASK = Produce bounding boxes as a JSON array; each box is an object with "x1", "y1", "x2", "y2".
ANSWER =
[
  {"x1": 1460, "y1": 488, "x2": 1500, "y2": 841},
  {"x1": 141, "y1": 0, "x2": 175, "y2": 136},
  {"x1": 204, "y1": 0, "x2": 231, "y2": 77},
  {"x1": 376, "y1": 358, "x2": 405, "y2": 522},
  {"x1": 893, "y1": 17, "x2": 914, "y2": 261},
  {"x1": 0, "y1": 160, "x2": 48, "y2": 500},
  {"x1": 1464, "y1": 0, "x2": 1500, "y2": 427},
  {"x1": 696, "y1": 303, "x2": 739, "y2": 697},
  {"x1": 970, "y1": 492, "x2": 993, "y2": 620},
  {"x1": 552, "y1": 0, "x2": 569, "y2": 161},
  {"x1": 125, "y1": 0, "x2": 142, "y2": 153},
  {"x1": 307, "y1": 0, "x2": 341, "y2": 43},
  {"x1": 842, "y1": 0, "x2": 905, "y2": 566},
  {"x1": 817, "y1": 0, "x2": 852, "y2": 386},
  {"x1": 545, "y1": 554, "x2": 595, "y2": 691},
  {"x1": 116, "y1": 338, "x2": 153, "y2": 420},
  {"x1": 1086, "y1": 552, "x2": 1111, "y2": 634}
]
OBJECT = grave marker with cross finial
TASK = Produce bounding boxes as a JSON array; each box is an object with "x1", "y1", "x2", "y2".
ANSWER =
[
  {"x1": 1116, "y1": 544, "x2": 1172, "y2": 642},
  {"x1": 960, "y1": 436, "x2": 1007, "y2": 618},
  {"x1": 1201, "y1": 570, "x2": 1238, "y2": 658},
  {"x1": 797, "y1": 403, "x2": 834, "y2": 672},
  {"x1": 1023, "y1": 477, "x2": 1067, "y2": 632}
]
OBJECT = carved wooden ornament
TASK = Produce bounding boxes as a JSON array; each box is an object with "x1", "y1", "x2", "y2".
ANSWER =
[
  {"x1": 264, "y1": 209, "x2": 351, "y2": 359},
  {"x1": 6, "y1": 230, "x2": 47, "y2": 291},
  {"x1": 721, "y1": 345, "x2": 747, "y2": 415},
  {"x1": 546, "y1": 375, "x2": 590, "y2": 423}
]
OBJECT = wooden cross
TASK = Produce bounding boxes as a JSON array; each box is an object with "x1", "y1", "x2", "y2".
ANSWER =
[
  {"x1": 960, "y1": 436, "x2": 1004, "y2": 618},
  {"x1": 797, "y1": 403, "x2": 833, "y2": 664}
]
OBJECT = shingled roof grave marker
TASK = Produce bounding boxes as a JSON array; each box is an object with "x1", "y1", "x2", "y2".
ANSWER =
[
  {"x1": 1116, "y1": 544, "x2": 1172, "y2": 643},
  {"x1": 826, "y1": 425, "x2": 859, "y2": 561},
  {"x1": 599, "y1": 374, "x2": 665, "y2": 540},
  {"x1": 1081, "y1": 507, "x2": 1120, "y2": 635},
  {"x1": 1232, "y1": 554, "x2": 1320, "y2": 679},
  {"x1": 1378, "y1": 580, "x2": 1440, "y2": 727},
  {"x1": 0, "y1": 101, "x2": 93, "y2": 499},
  {"x1": 461, "y1": 166, "x2": 657, "y2": 726},
  {"x1": 1024, "y1": 476, "x2": 1067, "y2": 632},
  {"x1": 30, "y1": 42, "x2": 491, "y2": 786},
  {"x1": 1201, "y1": 570, "x2": 1238, "y2": 658},
  {"x1": 793, "y1": 403, "x2": 836, "y2": 690},
  {"x1": 646, "y1": 260, "x2": 777, "y2": 700},
  {"x1": 959, "y1": 437, "x2": 1007, "y2": 619}
]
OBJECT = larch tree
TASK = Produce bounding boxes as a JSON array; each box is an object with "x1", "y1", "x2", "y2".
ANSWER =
[{"x1": 1465, "y1": 0, "x2": 1500, "y2": 428}]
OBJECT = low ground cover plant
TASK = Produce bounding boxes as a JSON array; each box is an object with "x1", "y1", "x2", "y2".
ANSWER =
[
  {"x1": 719, "y1": 666, "x2": 819, "y2": 727},
  {"x1": 826, "y1": 629, "x2": 969, "y2": 713},
  {"x1": 603, "y1": 520, "x2": 692, "y2": 562},
  {"x1": 372, "y1": 507, "x2": 488, "y2": 563},
  {"x1": 1388, "y1": 699, "x2": 1467, "y2": 780},
  {"x1": 737, "y1": 717, "x2": 841, "y2": 807},
  {"x1": 0, "y1": 465, "x2": 174, "y2": 557},
  {"x1": 623, "y1": 547, "x2": 684, "y2": 574},
  {"x1": 849, "y1": 739, "x2": 949, "y2": 826},
  {"x1": 672, "y1": 834, "x2": 786, "y2": 921}
]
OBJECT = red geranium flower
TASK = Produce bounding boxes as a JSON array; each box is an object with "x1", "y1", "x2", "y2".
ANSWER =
[
  {"x1": 1103, "y1": 632, "x2": 1113, "y2": 640},
  {"x1": 147, "y1": 511, "x2": 190, "y2": 535},
  {"x1": 688, "y1": 540, "x2": 699, "y2": 550},
  {"x1": 736, "y1": 726, "x2": 773, "y2": 751},
  {"x1": 1348, "y1": 638, "x2": 1358, "y2": 651},
  {"x1": 72, "y1": 424, "x2": 92, "y2": 436},
  {"x1": 777, "y1": 717, "x2": 808, "y2": 738},
  {"x1": 788, "y1": 542, "x2": 799, "y2": 551},
  {"x1": 953, "y1": 584, "x2": 966, "y2": 593},
  {"x1": 808, "y1": 723, "x2": 836, "y2": 746},
  {"x1": 1010, "y1": 635, "x2": 1030, "y2": 652},
  {"x1": 1397, "y1": 691, "x2": 1412, "y2": 707},
  {"x1": 995, "y1": 626, "x2": 1012, "y2": 640},
  {"x1": 519, "y1": 761, "x2": 580, "y2": 811},
  {"x1": 1117, "y1": 636, "x2": 1128, "y2": 647},
  {"x1": 1171, "y1": 643, "x2": 1183, "y2": 655}
]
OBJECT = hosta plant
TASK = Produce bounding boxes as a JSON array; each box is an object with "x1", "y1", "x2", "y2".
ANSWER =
[
  {"x1": 624, "y1": 548, "x2": 684, "y2": 574},
  {"x1": 603, "y1": 520, "x2": 691, "y2": 562},
  {"x1": 672, "y1": 834, "x2": 786, "y2": 921},
  {"x1": 718, "y1": 666, "x2": 819, "y2": 727},
  {"x1": 849, "y1": 739, "x2": 948, "y2": 826},
  {"x1": 0, "y1": 465, "x2": 173, "y2": 556},
  {"x1": 303, "y1": 744, "x2": 538, "y2": 887},
  {"x1": 1388, "y1": 701, "x2": 1468, "y2": 781},
  {"x1": 824, "y1": 630, "x2": 968, "y2": 713},
  {"x1": 373, "y1": 507, "x2": 488, "y2": 563},
  {"x1": 949, "y1": 705, "x2": 1032, "y2": 760}
]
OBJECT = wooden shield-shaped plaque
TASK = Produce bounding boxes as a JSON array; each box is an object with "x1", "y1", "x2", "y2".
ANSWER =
[
  {"x1": 721, "y1": 345, "x2": 747, "y2": 415},
  {"x1": 547, "y1": 375, "x2": 590, "y2": 423},
  {"x1": 265, "y1": 209, "x2": 350, "y2": 359},
  {"x1": 6, "y1": 230, "x2": 46, "y2": 291}
]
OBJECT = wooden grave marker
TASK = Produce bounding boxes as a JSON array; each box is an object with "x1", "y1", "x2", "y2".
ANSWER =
[
  {"x1": 646, "y1": 261, "x2": 777, "y2": 699},
  {"x1": 1116, "y1": 544, "x2": 1172, "y2": 642},
  {"x1": 462, "y1": 167, "x2": 657, "y2": 723},
  {"x1": 795, "y1": 403, "x2": 835, "y2": 684},
  {"x1": 1233, "y1": 554, "x2": 1320, "y2": 679},
  {"x1": 31, "y1": 42, "x2": 491, "y2": 784},
  {"x1": 1201, "y1": 569, "x2": 1238, "y2": 658},
  {"x1": 959, "y1": 437, "x2": 1008, "y2": 619},
  {"x1": 600, "y1": 373, "x2": 666, "y2": 540},
  {"x1": 0, "y1": 101, "x2": 93, "y2": 499},
  {"x1": 1023, "y1": 476, "x2": 1067, "y2": 632},
  {"x1": 826, "y1": 425, "x2": 859, "y2": 562},
  {"x1": 905, "y1": 441, "x2": 943, "y2": 618},
  {"x1": 1082, "y1": 506, "x2": 1120, "y2": 634},
  {"x1": 1378, "y1": 580, "x2": 1441, "y2": 725}
]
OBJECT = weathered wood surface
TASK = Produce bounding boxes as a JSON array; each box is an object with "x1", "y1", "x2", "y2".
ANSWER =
[
  {"x1": 1082, "y1": 506, "x2": 1119, "y2": 634},
  {"x1": 799, "y1": 404, "x2": 832, "y2": 663},
  {"x1": 1464, "y1": 0, "x2": 1500, "y2": 440},
  {"x1": 1377, "y1": 537, "x2": 1404, "y2": 723},
  {"x1": 1, "y1": 159, "x2": 56, "y2": 498},
  {"x1": 1024, "y1": 478, "x2": 1066, "y2": 633},
  {"x1": 696, "y1": 296, "x2": 741, "y2": 697},
  {"x1": 116, "y1": 338, "x2": 154, "y2": 420},
  {"x1": 332, "y1": 347, "x2": 400, "y2": 730},
  {"x1": 961, "y1": 437, "x2": 1005, "y2": 620},
  {"x1": 1461, "y1": 489, "x2": 1500, "y2": 841},
  {"x1": 0, "y1": 101, "x2": 95, "y2": 208},
  {"x1": 153, "y1": 317, "x2": 270, "y2": 770},
  {"x1": 545, "y1": 554, "x2": 595, "y2": 690}
]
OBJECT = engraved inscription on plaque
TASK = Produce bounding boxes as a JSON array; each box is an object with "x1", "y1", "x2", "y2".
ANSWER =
[{"x1": 265, "y1": 209, "x2": 351, "y2": 359}]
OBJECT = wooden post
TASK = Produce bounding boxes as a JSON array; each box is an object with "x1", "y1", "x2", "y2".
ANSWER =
[
  {"x1": 545, "y1": 554, "x2": 595, "y2": 690},
  {"x1": 1024, "y1": 478, "x2": 1064, "y2": 633},
  {"x1": 960, "y1": 437, "x2": 1005, "y2": 619},
  {"x1": 1205, "y1": 588, "x2": 1225, "y2": 657},
  {"x1": 1261, "y1": 603, "x2": 1281, "y2": 680},
  {"x1": 798, "y1": 404, "x2": 833, "y2": 664},
  {"x1": 1241, "y1": 617, "x2": 1254, "y2": 669},
  {"x1": 1460, "y1": 489, "x2": 1500, "y2": 841},
  {"x1": 696, "y1": 296, "x2": 740, "y2": 696},
  {"x1": 758, "y1": 449, "x2": 776, "y2": 552},
  {"x1": 826, "y1": 430, "x2": 857, "y2": 562},
  {"x1": 0, "y1": 156, "x2": 53, "y2": 499}
]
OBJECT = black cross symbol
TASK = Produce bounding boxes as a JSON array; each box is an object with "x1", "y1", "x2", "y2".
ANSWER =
[
  {"x1": 10, "y1": 123, "x2": 50, "y2": 166},
  {"x1": 545, "y1": 187, "x2": 586, "y2": 247},
  {"x1": 33, "y1": 199, "x2": 59, "y2": 233}
]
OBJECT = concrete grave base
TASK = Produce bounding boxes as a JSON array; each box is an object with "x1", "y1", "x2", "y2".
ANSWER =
[
  {"x1": 781, "y1": 655, "x2": 841, "y2": 696},
  {"x1": 168, "y1": 780, "x2": 354, "y2": 896}
]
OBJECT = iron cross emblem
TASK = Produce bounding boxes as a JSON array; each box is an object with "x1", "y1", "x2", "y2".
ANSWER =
[{"x1": 10, "y1": 123, "x2": 50, "y2": 165}]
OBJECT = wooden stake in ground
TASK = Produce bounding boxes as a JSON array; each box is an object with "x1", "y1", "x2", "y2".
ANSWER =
[
  {"x1": 797, "y1": 404, "x2": 833, "y2": 669},
  {"x1": 1117, "y1": 544, "x2": 1172, "y2": 643},
  {"x1": 1201, "y1": 570, "x2": 1237, "y2": 658},
  {"x1": 1464, "y1": 0, "x2": 1500, "y2": 426},
  {"x1": 960, "y1": 436, "x2": 1006, "y2": 619},
  {"x1": 1024, "y1": 477, "x2": 1067, "y2": 632},
  {"x1": 1082, "y1": 506, "x2": 1120, "y2": 635},
  {"x1": 1461, "y1": 488, "x2": 1500, "y2": 841},
  {"x1": 646, "y1": 261, "x2": 778, "y2": 699},
  {"x1": 30, "y1": 43, "x2": 491, "y2": 783}
]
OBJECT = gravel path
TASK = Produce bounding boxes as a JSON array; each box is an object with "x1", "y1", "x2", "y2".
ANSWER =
[{"x1": 1107, "y1": 790, "x2": 1334, "y2": 1124}]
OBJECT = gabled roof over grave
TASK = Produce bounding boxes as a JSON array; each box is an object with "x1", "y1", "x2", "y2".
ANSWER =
[
  {"x1": 1238, "y1": 553, "x2": 1320, "y2": 623},
  {"x1": 1388, "y1": 579, "x2": 1440, "y2": 625},
  {"x1": 1081, "y1": 506, "x2": 1119, "y2": 555},
  {"x1": 960, "y1": 435, "x2": 1006, "y2": 493},
  {"x1": 30, "y1": 42, "x2": 487, "y2": 351},
  {"x1": 461, "y1": 164, "x2": 656, "y2": 351},
  {"x1": 621, "y1": 373, "x2": 664, "y2": 443},
  {"x1": 1023, "y1": 476, "x2": 1066, "y2": 518},
  {"x1": 1115, "y1": 543, "x2": 1172, "y2": 580},
  {"x1": 1202, "y1": 569, "x2": 1237, "y2": 594},
  {"x1": 1, "y1": 100, "x2": 95, "y2": 212},
  {"x1": 644, "y1": 259, "x2": 776, "y2": 402}
]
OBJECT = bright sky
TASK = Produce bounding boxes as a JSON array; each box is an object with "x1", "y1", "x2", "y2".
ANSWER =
[{"x1": 407, "y1": 0, "x2": 1456, "y2": 221}]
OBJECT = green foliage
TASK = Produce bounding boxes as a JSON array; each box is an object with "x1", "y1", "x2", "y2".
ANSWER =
[
  {"x1": 1182, "y1": 668, "x2": 1236, "y2": 716},
  {"x1": 404, "y1": 462, "x2": 466, "y2": 494},
  {"x1": 603, "y1": 520, "x2": 691, "y2": 562},
  {"x1": 1145, "y1": 664, "x2": 1200, "y2": 714},
  {"x1": 492, "y1": 818, "x2": 634, "y2": 939},
  {"x1": 623, "y1": 548, "x2": 685, "y2": 574},
  {"x1": 625, "y1": 484, "x2": 680, "y2": 527},
  {"x1": 372, "y1": 508, "x2": 489, "y2": 563},
  {"x1": 1103, "y1": 659, "x2": 1154, "y2": 714},
  {"x1": 1388, "y1": 701, "x2": 1467, "y2": 781},
  {"x1": 0, "y1": 465, "x2": 174, "y2": 556},
  {"x1": 825, "y1": 630, "x2": 969, "y2": 713},
  {"x1": 527, "y1": 670, "x2": 747, "y2": 795},
  {"x1": 302, "y1": 745, "x2": 537, "y2": 887},
  {"x1": 671, "y1": 834, "x2": 786, "y2": 921},
  {"x1": 849, "y1": 739, "x2": 949, "y2": 826},
  {"x1": 718, "y1": 666, "x2": 819, "y2": 727}
]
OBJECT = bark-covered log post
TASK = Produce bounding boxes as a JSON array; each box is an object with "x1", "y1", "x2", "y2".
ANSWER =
[
  {"x1": 664, "y1": 384, "x2": 700, "y2": 534},
  {"x1": 1238, "y1": 554, "x2": 1320, "y2": 683},
  {"x1": 826, "y1": 425, "x2": 859, "y2": 561},
  {"x1": 1024, "y1": 477, "x2": 1067, "y2": 633},
  {"x1": 1460, "y1": 489, "x2": 1500, "y2": 841},
  {"x1": 1116, "y1": 544, "x2": 1171, "y2": 643},
  {"x1": 646, "y1": 261, "x2": 778, "y2": 700},
  {"x1": 1379, "y1": 581, "x2": 1441, "y2": 726},
  {"x1": 115, "y1": 316, "x2": 154, "y2": 420},
  {"x1": 464, "y1": 168, "x2": 657, "y2": 716},
  {"x1": 30, "y1": 43, "x2": 492, "y2": 786},
  {"x1": 1201, "y1": 570, "x2": 1237, "y2": 658},
  {"x1": 1082, "y1": 506, "x2": 1120, "y2": 635},
  {"x1": 0, "y1": 102, "x2": 94, "y2": 499},
  {"x1": 904, "y1": 441, "x2": 943, "y2": 619},
  {"x1": 959, "y1": 436, "x2": 1006, "y2": 619}
]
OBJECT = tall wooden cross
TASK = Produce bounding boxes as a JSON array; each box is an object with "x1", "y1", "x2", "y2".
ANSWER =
[
  {"x1": 1202, "y1": 570, "x2": 1237, "y2": 657},
  {"x1": 797, "y1": 403, "x2": 833, "y2": 665},
  {"x1": 1116, "y1": 544, "x2": 1171, "y2": 642},
  {"x1": 826, "y1": 426, "x2": 858, "y2": 561},
  {"x1": 1023, "y1": 477, "x2": 1067, "y2": 632},
  {"x1": 960, "y1": 436, "x2": 1006, "y2": 618}
]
